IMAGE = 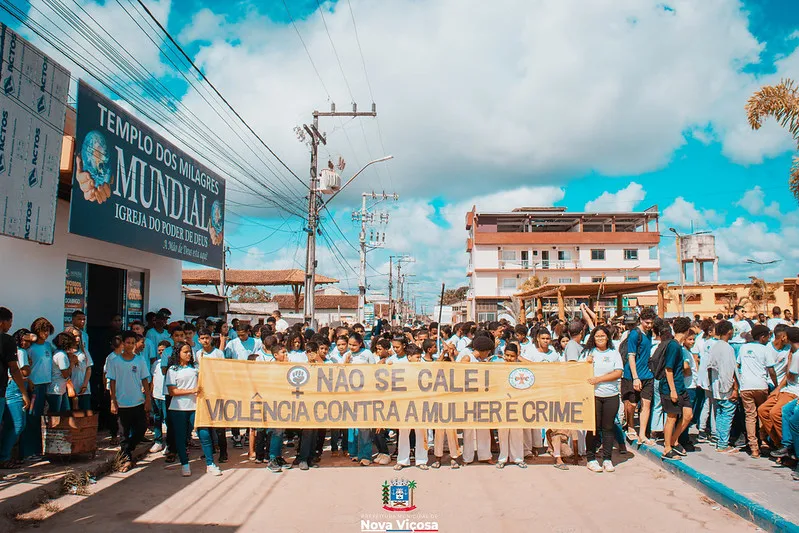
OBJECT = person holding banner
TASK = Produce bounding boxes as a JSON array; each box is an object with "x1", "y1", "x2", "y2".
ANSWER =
[
  {"x1": 583, "y1": 326, "x2": 624, "y2": 473},
  {"x1": 164, "y1": 342, "x2": 221, "y2": 477},
  {"x1": 458, "y1": 335, "x2": 496, "y2": 464},
  {"x1": 389, "y1": 336, "x2": 429, "y2": 470},
  {"x1": 495, "y1": 342, "x2": 526, "y2": 469}
]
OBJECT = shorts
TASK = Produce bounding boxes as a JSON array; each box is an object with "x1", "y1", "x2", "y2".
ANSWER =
[
  {"x1": 661, "y1": 391, "x2": 692, "y2": 415},
  {"x1": 621, "y1": 378, "x2": 654, "y2": 403}
]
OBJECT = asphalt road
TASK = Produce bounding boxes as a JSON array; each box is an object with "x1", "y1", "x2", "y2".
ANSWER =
[{"x1": 17, "y1": 449, "x2": 757, "y2": 533}]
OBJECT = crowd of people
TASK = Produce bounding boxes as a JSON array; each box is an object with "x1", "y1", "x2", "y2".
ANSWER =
[{"x1": 0, "y1": 303, "x2": 797, "y2": 481}]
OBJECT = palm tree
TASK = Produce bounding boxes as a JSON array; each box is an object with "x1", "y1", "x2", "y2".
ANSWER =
[
  {"x1": 746, "y1": 78, "x2": 799, "y2": 202},
  {"x1": 406, "y1": 480, "x2": 417, "y2": 508},
  {"x1": 747, "y1": 276, "x2": 776, "y2": 315}
]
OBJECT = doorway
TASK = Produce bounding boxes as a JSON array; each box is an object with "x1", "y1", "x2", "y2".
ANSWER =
[{"x1": 86, "y1": 263, "x2": 125, "y2": 413}]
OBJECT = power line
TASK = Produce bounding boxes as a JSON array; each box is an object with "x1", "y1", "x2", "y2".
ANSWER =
[
  {"x1": 314, "y1": 0, "x2": 355, "y2": 102},
  {"x1": 134, "y1": 0, "x2": 309, "y2": 190},
  {"x1": 282, "y1": 0, "x2": 331, "y2": 102}
]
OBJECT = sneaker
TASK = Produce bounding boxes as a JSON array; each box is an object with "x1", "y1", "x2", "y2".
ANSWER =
[
  {"x1": 299, "y1": 461, "x2": 309, "y2": 471},
  {"x1": 218, "y1": 454, "x2": 228, "y2": 464},
  {"x1": 165, "y1": 454, "x2": 177, "y2": 464},
  {"x1": 793, "y1": 468, "x2": 799, "y2": 481},
  {"x1": 276, "y1": 457, "x2": 292, "y2": 470},
  {"x1": 267, "y1": 460, "x2": 282, "y2": 473},
  {"x1": 232, "y1": 436, "x2": 243, "y2": 449},
  {"x1": 772, "y1": 446, "x2": 793, "y2": 459},
  {"x1": 672, "y1": 445, "x2": 687, "y2": 457},
  {"x1": 207, "y1": 464, "x2": 222, "y2": 476},
  {"x1": 696, "y1": 433, "x2": 709, "y2": 443},
  {"x1": 602, "y1": 460, "x2": 615, "y2": 472},
  {"x1": 587, "y1": 460, "x2": 603, "y2": 473},
  {"x1": 181, "y1": 465, "x2": 191, "y2": 477},
  {"x1": 149, "y1": 442, "x2": 164, "y2": 454},
  {"x1": 360, "y1": 459, "x2": 372, "y2": 466},
  {"x1": 683, "y1": 442, "x2": 696, "y2": 453},
  {"x1": 376, "y1": 453, "x2": 391, "y2": 465},
  {"x1": 255, "y1": 458, "x2": 264, "y2": 464}
]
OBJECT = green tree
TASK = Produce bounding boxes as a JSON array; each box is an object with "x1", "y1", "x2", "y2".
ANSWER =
[
  {"x1": 746, "y1": 79, "x2": 799, "y2": 202},
  {"x1": 381, "y1": 481, "x2": 390, "y2": 505},
  {"x1": 230, "y1": 286, "x2": 272, "y2": 303}
]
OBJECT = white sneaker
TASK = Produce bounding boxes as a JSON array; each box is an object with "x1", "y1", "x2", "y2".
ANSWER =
[
  {"x1": 602, "y1": 460, "x2": 615, "y2": 472},
  {"x1": 376, "y1": 453, "x2": 391, "y2": 465},
  {"x1": 207, "y1": 464, "x2": 222, "y2": 476},
  {"x1": 149, "y1": 442, "x2": 164, "y2": 454},
  {"x1": 181, "y1": 465, "x2": 191, "y2": 477},
  {"x1": 587, "y1": 460, "x2": 603, "y2": 473}
]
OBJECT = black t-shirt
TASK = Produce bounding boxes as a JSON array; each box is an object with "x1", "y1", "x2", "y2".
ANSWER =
[{"x1": 0, "y1": 333, "x2": 17, "y2": 397}]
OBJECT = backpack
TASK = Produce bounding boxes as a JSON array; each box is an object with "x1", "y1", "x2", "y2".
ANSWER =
[
  {"x1": 648, "y1": 340, "x2": 673, "y2": 381},
  {"x1": 618, "y1": 336, "x2": 629, "y2": 359}
]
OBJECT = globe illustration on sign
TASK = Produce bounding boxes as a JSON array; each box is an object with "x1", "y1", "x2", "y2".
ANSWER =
[
  {"x1": 80, "y1": 130, "x2": 111, "y2": 186},
  {"x1": 210, "y1": 200, "x2": 224, "y2": 234}
]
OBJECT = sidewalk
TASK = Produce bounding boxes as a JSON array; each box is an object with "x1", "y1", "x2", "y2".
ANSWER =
[
  {"x1": 636, "y1": 437, "x2": 799, "y2": 533},
  {"x1": 0, "y1": 432, "x2": 150, "y2": 525}
]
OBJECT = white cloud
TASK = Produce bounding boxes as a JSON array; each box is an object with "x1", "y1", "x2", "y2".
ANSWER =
[
  {"x1": 735, "y1": 186, "x2": 766, "y2": 214},
  {"x1": 584, "y1": 182, "x2": 645, "y2": 212},
  {"x1": 662, "y1": 197, "x2": 722, "y2": 230}
]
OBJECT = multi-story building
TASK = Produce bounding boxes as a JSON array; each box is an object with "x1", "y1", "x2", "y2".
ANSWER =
[{"x1": 466, "y1": 206, "x2": 661, "y2": 321}]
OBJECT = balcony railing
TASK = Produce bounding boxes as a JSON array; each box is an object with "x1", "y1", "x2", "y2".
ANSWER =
[{"x1": 498, "y1": 260, "x2": 581, "y2": 270}]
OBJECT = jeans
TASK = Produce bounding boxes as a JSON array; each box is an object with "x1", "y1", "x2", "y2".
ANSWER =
[
  {"x1": 715, "y1": 399, "x2": 737, "y2": 449},
  {"x1": 650, "y1": 380, "x2": 664, "y2": 432},
  {"x1": 587, "y1": 395, "x2": 620, "y2": 462},
  {"x1": 269, "y1": 429, "x2": 284, "y2": 460},
  {"x1": 692, "y1": 388, "x2": 705, "y2": 428},
  {"x1": 298, "y1": 429, "x2": 317, "y2": 462},
  {"x1": 151, "y1": 398, "x2": 166, "y2": 445},
  {"x1": 785, "y1": 400, "x2": 799, "y2": 458},
  {"x1": 781, "y1": 399, "x2": 797, "y2": 449},
  {"x1": 347, "y1": 429, "x2": 358, "y2": 456},
  {"x1": 117, "y1": 404, "x2": 147, "y2": 462},
  {"x1": 0, "y1": 397, "x2": 25, "y2": 461},
  {"x1": 168, "y1": 410, "x2": 215, "y2": 466},
  {"x1": 372, "y1": 429, "x2": 389, "y2": 454},
  {"x1": 47, "y1": 393, "x2": 71, "y2": 413},
  {"x1": 164, "y1": 395, "x2": 176, "y2": 454},
  {"x1": 330, "y1": 429, "x2": 347, "y2": 452},
  {"x1": 216, "y1": 428, "x2": 228, "y2": 459},
  {"x1": 21, "y1": 383, "x2": 49, "y2": 458},
  {"x1": 357, "y1": 428, "x2": 373, "y2": 461}
]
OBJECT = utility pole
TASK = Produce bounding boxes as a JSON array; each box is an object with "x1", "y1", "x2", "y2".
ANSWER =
[
  {"x1": 388, "y1": 256, "x2": 393, "y2": 323},
  {"x1": 299, "y1": 103, "x2": 379, "y2": 327},
  {"x1": 353, "y1": 192, "x2": 398, "y2": 323},
  {"x1": 220, "y1": 245, "x2": 230, "y2": 319},
  {"x1": 391, "y1": 255, "x2": 414, "y2": 325}
]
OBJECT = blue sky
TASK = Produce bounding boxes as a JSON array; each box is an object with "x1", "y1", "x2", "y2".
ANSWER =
[{"x1": 6, "y1": 0, "x2": 799, "y2": 310}]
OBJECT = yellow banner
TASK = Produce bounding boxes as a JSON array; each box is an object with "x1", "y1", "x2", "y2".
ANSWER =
[{"x1": 195, "y1": 359, "x2": 596, "y2": 430}]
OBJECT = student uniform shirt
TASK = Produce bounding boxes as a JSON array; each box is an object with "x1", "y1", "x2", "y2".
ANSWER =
[
  {"x1": 523, "y1": 347, "x2": 560, "y2": 363},
  {"x1": 697, "y1": 337, "x2": 717, "y2": 391},
  {"x1": 707, "y1": 340, "x2": 737, "y2": 400},
  {"x1": 145, "y1": 328, "x2": 171, "y2": 347},
  {"x1": 564, "y1": 340, "x2": 583, "y2": 362},
  {"x1": 622, "y1": 328, "x2": 654, "y2": 381},
  {"x1": 386, "y1": 353, "x2": 410, "y2": 365},
  {"x1": 225, "y1": 337, "x2": 263, "y2": 360},
  {"x1": 730, "y1": 318, "x2": 751, "y2": 345},
  {"x1": 151, "y1": 359, "x2": 165, "y2": 401},
  {"x1": 737, "y1": 343, "x2": 775, "y2": 391},
  {"x1": 195, "y1": 347, "x2": 224, "y2": 367},
  {"x1": 28, "y1": 342, "x2": 54, "y2": 385},
  {"x1": 658, "y1": 341, "x2": 687, "y2": 396},
  {"x1": 327, "y1": 348, "x2": 346, "y2": 363},
  {"x1": 48, "y1": 350, "x2": 71, "y2": 395},
  {"x1": 253, "y1": 353, "x2": 276, "y2": 362},
  {"x1": 165, "y1": 365, "x2": 199, "y2": 411},
  {"x1": 106, "y1": 355, "x2": 151, "y2": 408},
  {"x1": 348, "y1": 349, "x2": 376, "y2": 364},
  {"x1": 767, "y1": 342, "x2": 791, "y2": 384},
  {"x1": 782, "y1": 351, "x2": 799, "y2": 396},
  {"x1": 589, "y1": 348, "x2": 624, "y2": 398},
  {"x1": 767, "y1": 318, "x2": 787, "y2": 331},
  {"x1": 517, "y1": 340, "x2": 536, "y2": 362},
  {"x1": 682, "y1": 347, "x2": 697, "y2": 390},
  {"x1": 71, "y1": 351, "x2": 94, "y2": 395},
  {"x1": 287, "y1": 351, "x2": 309, "y2": 363}
]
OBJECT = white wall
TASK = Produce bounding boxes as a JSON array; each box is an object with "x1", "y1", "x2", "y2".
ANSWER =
[{"x1": 0, "y1": 199, "x2": 183, "y2": 331}]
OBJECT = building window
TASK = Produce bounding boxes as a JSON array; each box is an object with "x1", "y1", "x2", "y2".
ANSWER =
[
  {"x1": 558, "y1": 277, "x2": 573, "y2": 284},
  {"x1": 591, "y1": 276, "x2": 604, "y2": 283},
  {"x1": 502, "y1": 278, "x2": 519, "y2": 289},
  {"x1": 590, "y1": 249, "x2": 605, "y2": 261},
  {"x1": 649, "y1": 246, "x2": 658, "y2": 260},
  {"x1": 624, "y1": 249, "x2": 638, "y2": 261},
  {"x1": 557, "y1": 250, "x2": 571, "y2": 261},
  {"x1": 501, "y1": 250, "x2": 516, "y2": 261},
  {"x1": 478, "y1": 312, "x2": 497, "y2": 322},
  {"x1": 625, "y1": 276, "x2": 639, "y2": 282},
  {"x1": 649, "y1": 272, "x2": 658, "y2": 281}
]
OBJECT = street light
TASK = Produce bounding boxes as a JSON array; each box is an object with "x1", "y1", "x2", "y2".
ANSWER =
[
  {"x1": 319, "y1": 155, "x2": 394, "y2": 211},
  {"x1": 746, "y1": 258, "x2": 781, "y2": 315}
]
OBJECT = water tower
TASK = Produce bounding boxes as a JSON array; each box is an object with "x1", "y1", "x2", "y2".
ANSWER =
[{"x1": 679, "y1": 234, "x2": 718, "y2": 284}]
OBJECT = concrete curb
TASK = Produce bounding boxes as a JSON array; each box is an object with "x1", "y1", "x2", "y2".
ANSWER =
[
  {"x1": 636, "y1": 443, "x2": 799, "y2": 533},
  {"x1": 0, "y1": 444, "x2": 150, "y2": 520}
]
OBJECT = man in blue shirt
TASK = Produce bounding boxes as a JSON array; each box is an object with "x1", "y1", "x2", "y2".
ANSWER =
[
  {"x1": 622, "y1": 308, "x2": 656, "y2": 444},
  {"x1": 660, "y1": 318, "x2": 693, "y2": 460}
]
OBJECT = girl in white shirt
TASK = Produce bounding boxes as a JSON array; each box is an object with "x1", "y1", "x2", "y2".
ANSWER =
[
  {"x1": 66, "y1": 326, "x2": 93, "y2": 411},
  {"x1": 389, "y1": 336, "x2": 428, "y2": 470},
  {"x1": 165, "y1": 342, "x2": 221, "y2": 477},
  {"x1": 48, "y1": 332, "x2": 75, "y2": 413},
  {"x1": 583, "y1": 326, "x2": 624, "y2": 473}
]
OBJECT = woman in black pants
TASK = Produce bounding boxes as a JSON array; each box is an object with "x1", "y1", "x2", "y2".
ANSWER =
[{"x1": 582, "y1": 326, "x2": 624, "y2": 473}]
